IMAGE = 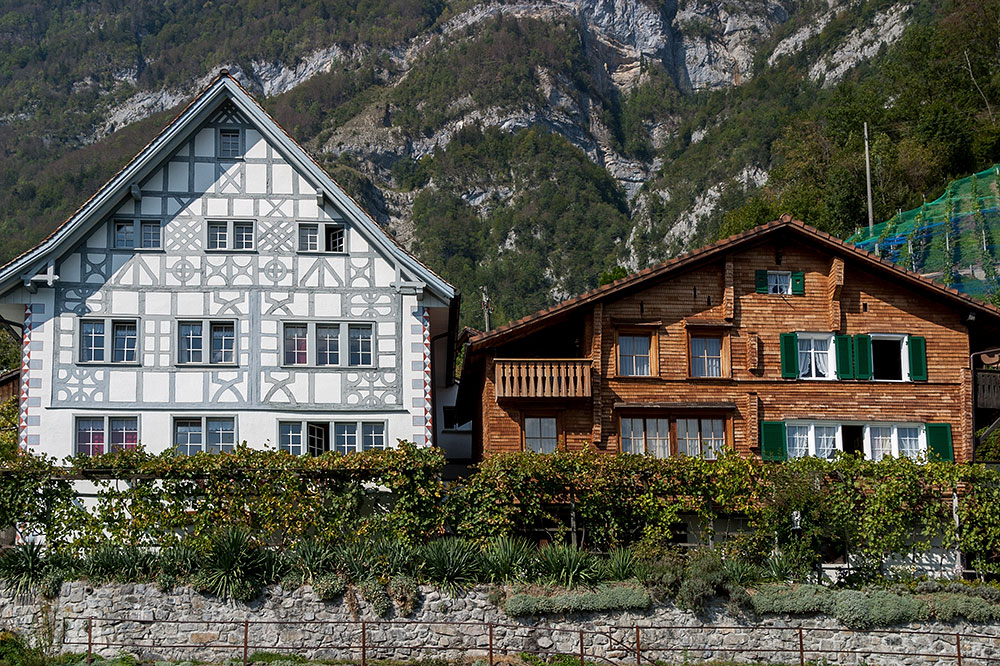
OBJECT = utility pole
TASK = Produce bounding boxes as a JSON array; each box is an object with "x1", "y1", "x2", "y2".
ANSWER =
[
  {"x1": 480, "y1": 286, "x2": 494, "y2": 331},
  {"x1": 864, "y1": 122, "x2": 874, "y2": 233}
]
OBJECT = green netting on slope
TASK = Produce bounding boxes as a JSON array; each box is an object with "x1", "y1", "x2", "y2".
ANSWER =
[{"x1": 846, "y1": 164, "x2": 1000, "y2": 300}]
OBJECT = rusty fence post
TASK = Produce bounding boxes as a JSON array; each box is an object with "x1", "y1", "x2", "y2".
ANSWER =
[
  {"x1": 798, "y1": 627, "x2": 805, "y2": 666},
  {"x1": 635, "y1": 626, "x2": 641, "y2": 666},
  {"x1": 361, "y1": 621, "x2": 367, "y2": 666},
  {"x1": 579, "y1": 629, "x2": 585, "y2": 666},
  {"x1": 86, "y1": 617, "x2": 93, "y2": 666},
  {"x1": 488, "y1": 623, "x2": 494, "y2": 666},
  {"x1": 956, "y1": 633, "x2": 963, "y2": 666},
  {"x1": 243, "y1": 619, "x2": 249, "y2": 666}
]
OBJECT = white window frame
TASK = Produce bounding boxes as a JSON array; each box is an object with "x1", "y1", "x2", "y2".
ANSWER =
[
  {"x1": 690, "y1": 335, "x2": 723, "y2": 378},
  {"x1": 863, "y1": 423, "x2": 926, "y2": 461},
  {"x1": 618, "y1": 333, "x2": 652, "y2": 376},
  {"x1": 619, "y1": 417, "x2": 670, "y2": 458},
  {"x1": 175, "y1": 320, "x2": 238, "y2": 366},
  {"x1": 676, "y1": 417, "x2": 726, "y2": 460},
  {"x1": 276, "y1": 420, "x2": 388, "y2": 456},
  {"x1": 79, "y1": 317, "x2": 140, "y2": 365},
  {"x1": 205, "y1": 219, "x2": 256, "y2": 252},
  {"x1": 173, "y1": 416, "x2": 238, "y2": 455},
  {"x1": 218, "y1": 128, "x2": 243, "y2": 159},
  {"x1": 297, "y1": 221, "x2": 347, "y2": 254},
  {"x1": 74, "y1": 415, "x2": 140, "y2": 456},
  {"x1": 784, "y1": 421, "x2": 843, "y2": 459},
  {"x1": 767, "y1": 270, "x2": 792, "y2": 294},
  {"x1": 112, "y1": 218, "x2": 163, "y2": 250},
  {"x1": 870, "y1": 333, "x2": 910, "y2": 382},
  {"x1": 797, "y1": 333, "x2": 836, "y2": 380},
  {"x1": 281, "y1": 322, "x2": 368, "y2": 367}
]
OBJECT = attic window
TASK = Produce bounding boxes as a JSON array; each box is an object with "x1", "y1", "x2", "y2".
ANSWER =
[
  {"x1": 219, "y1": 129, "x2": 241, "y2": 158},
  {"x1": 298, "y1": 222, "x2": 346, "y2": 253}
]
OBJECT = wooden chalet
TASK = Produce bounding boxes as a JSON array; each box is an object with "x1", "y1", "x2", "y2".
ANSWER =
[{"x1": 455, "y1": 218, "x2": 1000, "y2": 464}]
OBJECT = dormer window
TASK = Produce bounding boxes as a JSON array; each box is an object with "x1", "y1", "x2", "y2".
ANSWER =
[
  {"x1": 298, "y1": 222, "x2": 346, "y2": 253},
  {"x1": 219, "y1": 129, "x2": 241, "y2": 158}
]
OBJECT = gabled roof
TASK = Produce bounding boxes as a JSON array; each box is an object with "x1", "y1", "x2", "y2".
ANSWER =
[
  {"x1": 0, "y1": 72, "x2": 454, "y2": 302},
  {"x1": 467, "y1": 216, "x2": 1000, "y2": 352}
]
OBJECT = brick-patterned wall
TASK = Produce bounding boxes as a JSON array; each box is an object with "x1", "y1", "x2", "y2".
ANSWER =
[{"x1": 478, "y1": 239, "x2": 975, "y2": 462}]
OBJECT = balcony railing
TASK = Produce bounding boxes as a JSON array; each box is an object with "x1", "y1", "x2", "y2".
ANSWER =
[
  {"x1": 494, "y1": 359, "x2": 592, "y2": 399},
  {"x1": 977, "y1": 369, "x2": 1000, "y2": 409}
]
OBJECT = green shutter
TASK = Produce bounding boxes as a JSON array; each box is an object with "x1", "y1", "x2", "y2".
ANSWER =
[
  {"x1": 908, "y1": 335, "x2": 928, "y2": 381},
  {"x1": 791, "y1": 271, "x2": 805, "y2": 295},
  {"x1": 780, "y1": 333, "x2": 799, "y2": 378},
  {"x1": 854, "y1": 334, "x2": 872, "y2": 380},
  {"x1": 755, "y1": 270, "x2": 768, "y2": 293},
  {"x1": 835, "y1": 335, "x2": 854, "y2": 379},
  {"x1": 761, "y1": 421, "x2": 787, "y2": 461},
  {"x1": 926, "y1": 423, "x2": 953, "y2": 462}
]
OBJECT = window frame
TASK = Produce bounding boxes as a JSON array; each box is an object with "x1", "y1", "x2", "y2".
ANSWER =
[
  {"x1": 523, "y1": 414, "x2": 560, "y2": 454},
  {"x1": 74, "y1": 415, "x2": 140, "y2": 456},
  {"x1": 767, "y1": 270, "x2": 792, "y2": 295},
  {"x1": 218, "y1": 128, "x2": 243, "y2": 159},
  {"x1": 112, "y1": 218, "x2": 163, "y2": 251},
  {"x1": 205, "y1": 219, "x2": 256, "y2": 252},
  {"x1": 864, "y1": 422, "x2": 926, "y2": 461},
  {"x1": 172, "y1": 415, "x2": 238, "y2": 455},
  {"x1": 296, "y1": 221, "x2": 348, "y2": 254},
  {"x1": 277, "y1": 419, "x2": 389, "y2": 456},
  {"x1": 175, "y1": 319, "x2": 239, "y2": 367},
  {"x1": 869, "y1": 333, "x2": 910, "y2": 382},
  {"x1": 615, "y1": 327, "x2": 657, "y2": 377},
  {"x1": 78, "y1": 317, "x2": 141, "y2": 365},
  {"x1": 688, "y1": 330, "x2": 727, "y2": 379},
  {"x1": 674, "y1": 416, "x2": 727, "y2": 460},
  {"x1": 281, "y1": 321, "x2": 370, "y2": 368},
  {"x1": 784, "y1": 421, "x2": 843, "y2": 459},
  {"x1": 619, "y1": 416, "x2": 671, "y2": 458},
  {"x1": 797, "y1": 332, "x2": 836, "y2": 380}
]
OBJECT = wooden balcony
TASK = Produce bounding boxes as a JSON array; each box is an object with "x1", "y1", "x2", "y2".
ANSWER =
[
  {"x1": 494, "y1": 359, "x2": 592, "y2": 399},
  {"x1": 977, "y1": 370, "x2": 1000, "y2": 409}
]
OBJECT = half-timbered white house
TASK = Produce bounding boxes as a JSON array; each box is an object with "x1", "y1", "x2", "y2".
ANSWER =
[{"x1": 0, "y1": 72, "x2": 460, "y2": 459}]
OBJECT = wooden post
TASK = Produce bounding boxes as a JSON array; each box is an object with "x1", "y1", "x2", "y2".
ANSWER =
[
  {"x1": 635, "y1": 626, "x2": 641, "y2": 665},
  {"x1": 361, "y1": 621, "x2": 367, "y2": 666},
  {"x1": 956, "y1": 633, "x2": 963, "y2": 666},
  {"x1": 798, "y1": 627, "x2": 805, "y2": 666},
  {"x1": 488, "y1": 624, "x2": 494, "y2": 666},
  {"x1": 243, "y1": 620, "x2": 249, "y2": 666},
  {"x1": 579, "y1": 629, "x2": 585, "y2": 666}
]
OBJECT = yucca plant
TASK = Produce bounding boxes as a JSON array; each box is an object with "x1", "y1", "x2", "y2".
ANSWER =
[
  {"x1": 482, "y1": 535, "x2": 535, "y2": 583},
  {"x1": 537, "y1": 543, "x2": 599, "y2": 588},
  {"x1": 0, "y1": 542, "x2": 46, "y2": 597},
  {"x1": 421, "y1": 538, "x2": 483, "y2": 594},
  {"x1": 193, "y1": 527, "x2": 268, "y2": 602},
  {"x1": 602, "y1": 547, "x2": 640, "y2": 581},
  {"x1": 722, "y1": 556, "x2": 762, "y2": 588},
  {"x1": 85, "y1": 544, "x2": 159, "y2": 584},
  {"x1": 289, "y1": 539, "x2": 335, "y2": 584},
  {"x1": 762, "y1": 552, "x2": 797, "y2": 583},
  {"x1": 332, "y1": 541, "x2": 373, "y2": 583},
  {"x1": 371, "y1": 536, "x2": 418, "y2": 579},
  {"x1": 159, "y1": 543, "x2": 200, "y2": 579}
]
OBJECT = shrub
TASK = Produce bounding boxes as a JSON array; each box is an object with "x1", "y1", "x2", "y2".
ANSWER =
[
  {"x1": 0, "y1": 542, "x2": 46, "y2": 597},
  {"x1": 289, "y1": 539, "x2": 335, "y2": 583},
  {"x1": 249, "y1": 651, "x2": 308, "y2": 663},
  {"x1": 387, "y1": 574, "x2": 420, "y2": 616},
  {"x1": 750, "y1": 584, "x2": 834, "y2": 616},
  {"x1": 601, "y1": 547, "x2": 639, "y2": 581},
  {"x1": 482, "y1": 535, "x2": 535, "y2": 583},
  {"x1": 370, "y1": 536, "x2": 419, "y2": 579},
  {"x1": 332, "y1": 541, "x2": 372, "y2": 583},
  {"x1": 85, "y1": 545, "x2": 158, "y2": 584},
  {"x1": 0, "y1": 631, "x2": 44, "y2": 666},
  {"x1": 421, "y1": 538, "x2": 483, "y2": 593},
  {"x1": 832, "y1": 589, "x2": 928, "y2": 629},
  {"x1": 641, "y1": 550, "x2": 686, "y2": 601},
  {"x1": 504, "y1": 583, "x2": 652, "y2": 616},
  {"x1": 928, "y1": 593, "x2": 998, "y2": 623},
  {"x1": 358, "y1": 578, "x2": 392, "y2": 616},
  {"x1": 536, "y1": 543, "x2": 599, "y2": 588},
  {"x1": 721, "y1": 557, "x2": 761, "y2": 588},
  {"x1": 193, "y1": 527, "x2": 268, "y2": 602},
  {"x1": 675, "y1": 549, "x2": 724, "y2": 613},
  {"x1": 313, "y1": 573, "x2": 347, "y2": 601}
]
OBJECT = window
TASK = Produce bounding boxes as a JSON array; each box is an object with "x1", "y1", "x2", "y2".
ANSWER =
[
  {"x1": 785, "y1": 423, "x2": 841, "y2": 459},
  {"x1": 618, "y1": 334, "x2": 651, "y2": 376},
  {"x1": 113, "y1": 219, "x2": 162, "y2": 249},
  {"x1": 317, "y1": 324, "x2": 340, "y2": 365},
  {"x1": 219, "y1": 129, "x2": 241, "y2": 158},
  {"x1": 690, "y1": 336, "x2": 723, "y2": 377},
  {"x1": 174, "y1": 417, "x2": 236, "y2": 455},
  {"x1": 80, "y1": 319, "x2": 139, "y2": 364},
  {"x1": 866, "y1": 423, "x2": 925, "y2": 461},
  {"x1": 524, "y1": 416, "x2": 558, "y2": 453},
  {"x1": 871, "y1": 335, "x2": 908, "y2": 381},
  {"x1": 333, "y1": 423, "x2": 357, "y2": 455},
  {"x1": 349, "y1": 325, "x2": 373, "y2": 366},
  {"x1": 283, "y1": 324, "x2": 308, "y2": 365},
  {"x1": 767, "y1": 271, "x2": 791, "y2": 294},
  {"x1": 677, "y1": 418, "x2": 725, "y2": 460},
  {"x1": 278, "y1": 422, "x2": 303, "y2": 456},
  {"x1": 206, "y1": 220, "x2": 255, "y2": 251},
  {"x1": 298, "y1": 222, "x2": 347, "y2": 253},
  {"x1": 76, "y1": 416, "x2": 138, "y2": 456},
  {"x1": 361, "y1": 423, "x2": 386, "y2": 451},
  {"x1": 798, "y1": 334, "x2": 834, "y2": 379},
  {"x1": 177, "y1": 321, "x2": 237, "y2": 365},
  {"x1": 620, "y1": 417, "x2": 670, "y2": 457}
]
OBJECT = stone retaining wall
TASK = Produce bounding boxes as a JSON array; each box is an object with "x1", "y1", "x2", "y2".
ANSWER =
[{"x1": 1, "y1": 583, "x2": 999, "y2": 665}]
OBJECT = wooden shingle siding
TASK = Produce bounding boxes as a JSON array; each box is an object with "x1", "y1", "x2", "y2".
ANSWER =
[{"x1": 465, "y1": 222, "x2": 1000, "y2": 464}]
